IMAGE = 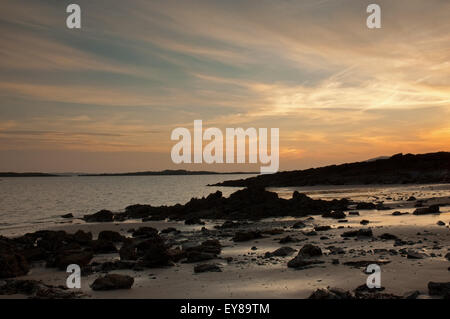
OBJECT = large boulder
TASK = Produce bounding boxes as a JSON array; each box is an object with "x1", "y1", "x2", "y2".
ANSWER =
[{"x1": 91, "y1": 274, "x2": 134, "y2": 291}]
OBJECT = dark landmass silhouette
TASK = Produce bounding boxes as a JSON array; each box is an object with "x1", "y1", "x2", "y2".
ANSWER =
[
  {"x1": 79, "y1": 170, "x2": 258, "y2": 176},
  {"x1": 0, "y1": 172, "x2": 59, "y2": 177},
  {"x1": 211, "y1": 152, "x2": 450, "y2": 187}
]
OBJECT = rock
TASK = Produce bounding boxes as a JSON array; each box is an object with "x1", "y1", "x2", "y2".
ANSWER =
[
  {"x1": 61, "y1": 213, "x2": 74, "y2": 218},
  {"x1": 98, "y1": 231, "x2": 123, "y2": 242},
  {"x1": 185, "y1": 251, "x2": 216, "y2": 263},
  {"x1": 215, "y1": 221, "x2": 247, "y2": 229},
  {"x1": 428, "y1": 282, "x2": 450, "y2": 298},
  {"x1": 90, "y1": 240, "x2": 117, "y2": 254},
  {"x1": 185, "y1": 218, "x2": 205, "y2": 225},
  {"x1": 279, "y1": 235, "x2": 296, "y2": 244},
  {"x1": 379, "y1": 233, "x2": 398, "y2": 240},
  {"x1": 407, "y1": 196, "x2": 416, "y2": 201},
  {"x1": 392, "y1": 211, "x2": 409, "y2": 216},
  {"x1": 119, "y1": 243, "x2": 138, "y2": 261},
  {"x1": 140, "y1": 243, "x2": 172, "y2": 268},
  {"x1": 413, "y1": 205, "x2": 440, "y2": 215},
  {"x1": 91, "y1": 274, "x2": 134, "y2": 291},
  {"x1": 232, "y1": 231, "x2": 263, "y2": 242},
  {"x1": 437, "y1": 221, "x2": 445, "y2": 226},
  {"x1": 322, "y1": 211, "x2": 346, "y2": 219},
  {"x1": 194, "y1": 263, "x2": 222, "y2": 273},
  {"x1": 341, "y1": 228, "x2": 373, "y2": 238},
  {"x1": 356, "y1": 202, "x2": 376, "y2": 210},
  {"x1": 0, "y1": 252, "x2": 29, "y2": 278},
  {"x1": 83, "y1": 210, "x2": 114, "y2": 222},
  {"x1": 264, "y1": 247, "x2": 296, "y2": 258},
  {"x1": 292, "y1": 221, "x2": 306, "y2": 229},
  {"x1": 132, "y1": 227, "x2": 158, "y2": 238},
  {"x1": 360, "y1": 220, "x2": 370, "y2": 225},
  {"x1": 406, "y1": 250, "x2": 426, "y2": 259},
  {"x1": 305, "y1": 231, "x2": 317, "y2": 236},
  {"x1": 51, "y1": 250, "x2": 93, "y2": 270},
  {"x1": 314, "y1": 225, "x2": 331, "y2": 231},
  {"x1": 287, "y1": 257, "x2": 324, "y2": 269},
  {"x1": 332, "y1": 259, "x2": 340, "y2": 265},
  {"x1": 72, "y1": 230, "x2": 93, "y2": 245},
  {"x1": 0, "y1": 279, "x2": 82, "y2": 298},
  {"x1": 348, "y1": 211, "x2": 360, "y2": 216},
  {"x1": 445, "y1": 252, "x2": 450, "y2": 261},
  {"x1": 308, "y1": 288, "x2": 353, "y2": 299},
  {"x1": 299, "y1": 244, "x2": 322, "y2": 257}
]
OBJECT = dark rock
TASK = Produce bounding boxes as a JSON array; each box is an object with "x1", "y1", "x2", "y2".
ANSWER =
[
  {"x1": 91, "y1": 274, "x2": 134, "y2": 290},
  {"x1": 90, "y1": 240, "x2": 117, "y2": 254},
  {"x1": 413, "y1": 205, "x2": 440, "y2": 215},
  {"x1": 406, "y1": 250, "x2": 426, "y2": 259},
  {"x1": 264, "y1": 247, "x2": 296, "y2": 258},
  {"x1": 287, "y1": 257, "x2": 324, "y2": 269},
  {"x1": 356, "y1": 202, "x2": 376, "y2": 210},
  {"x1": 360, "y1": 220, "x2": 370, "y2": 225},
  {"x1": 437, "y1": 221, "x2": 445, "y2": 226},
  {"x1": 298, "y1": 244, "x2": 322, "y2": 257},
  {"x1": 119, "y1": 243, "x2": 137, "y2": 261},
  {"x1": 279, "y1": 236, "x2": 296, "y2": 244},
  {"x1": 428, "y1": 282, "x2": 450, "y2": 298},
  {"x1": 72, "y1": 230, "x2": 93, "y2": 245},
  {"x1": 379, "y1": 233, "x2": 398, "y2": 240},
  {"x1": 0, "y1": 279, "x2": 82, "y2": 298},
  {"x1": 185, "y1": 251, "x2": 216, "y2": 263},
  {"x1": 348, "y1": 211, "x2": 360, "y2": 216},
  {"x1": 98, "y1": 231, "x2": 123, "y2": 242},
  {"x1": 392, "y1": 211, "x2": 409, "y2": 216},
  {"x1": 314, "y1": 225, "x2": 331, "y2": 231},
  {"x1": 194, "y1": 263, "x2": 222, "y2": 273},
  {"x1": 407, "y1": 196, "x2": 416, "y2": 201},
  {"x1": 61, "y1": 213, "x2": 74, "y2": 219},
  {"x1": 0, "y1": 252, "x2": 29, "y2": 278},
  {"x1": 305, "y1": 231, "x2": 317, "y2": 236},
  {"x1": 308, "y1": 288, "x2": 353, "y2": 299},
  {"x1": 83, "y1": 210, "x2": 114, "y2": 222},
  {"x1": 50, "y1": 250, "x2": 93, "y2": 270},
  {"x1": 141, "y1": 243, "x2": 172, "y2": 268},
  {"x1": 132, "y1": 227, "x2": 159, "y2": 238},
  {"x1": 185, "y1": 218, "x2": 205, "y2": 225},
  {"x1": 292, "y1": 221, "x2": 306, "y2": 229},
  {"x1": 341, "y1": 228, "x2": 373, "y2": 238},
  {"x1": 232, "y1": 231, "x2": 263, "y2": 242},
  {"x1": 322, "y1": 211, "x2": 346, "y2": 219}
]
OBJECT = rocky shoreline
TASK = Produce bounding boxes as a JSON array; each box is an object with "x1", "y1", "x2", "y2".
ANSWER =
[
  {"x1": 211, "y1": 152, "x2": 450, "y2": 188},
  {"x1": 1, "y1": 186, "x2": 449, "y2": 299}
]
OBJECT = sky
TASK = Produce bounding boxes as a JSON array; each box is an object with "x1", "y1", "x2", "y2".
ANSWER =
[{"x1": 0, "y1": 0, "x2": 449, "y2": 173}]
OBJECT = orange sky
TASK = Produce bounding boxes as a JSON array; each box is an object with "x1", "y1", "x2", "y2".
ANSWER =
[{"x1": 0, "y1": 0, "x2": 449, "y2": 173}]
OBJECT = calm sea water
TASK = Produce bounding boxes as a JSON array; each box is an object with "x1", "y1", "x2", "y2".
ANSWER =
[{"x1": 0, "y1": 174, "x2": 254, "y2": 231}]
